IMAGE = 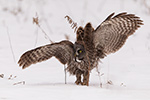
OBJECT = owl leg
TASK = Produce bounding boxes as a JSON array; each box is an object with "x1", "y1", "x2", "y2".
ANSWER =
[
  {"x1": 82, "y1": 71, "x2": 90, "y2": 86},
  {"x1": 75, "y1": 72, "x2": 82, "y2": 85}
]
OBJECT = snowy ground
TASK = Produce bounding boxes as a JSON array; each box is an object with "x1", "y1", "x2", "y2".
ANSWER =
[{"x1": 0, "y1": 0, "x2": 150, "y2": 100}]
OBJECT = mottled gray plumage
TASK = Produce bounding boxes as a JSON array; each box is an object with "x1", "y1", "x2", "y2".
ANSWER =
[
  {"x1": 94, "y1": 12, "x2": 143, "y2": 55},
  {"x1": 18, "y1": 41, "x2": 74, "y2": 69},
  {"x1": 18, "y1": 12, "x2": 143, "y2": 86}
]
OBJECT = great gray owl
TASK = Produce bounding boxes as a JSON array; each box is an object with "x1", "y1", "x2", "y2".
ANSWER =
[{"x1": 18, "y1": 12, "x2": 143, "y2": 86}]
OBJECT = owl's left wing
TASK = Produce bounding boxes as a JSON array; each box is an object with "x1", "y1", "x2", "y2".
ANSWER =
[
  {"x1": 93, "y1": 12, "x2": 143, "y2": 55},
  {"x1": 18, "y1": 40, "x2": 74, "y2": 69}
]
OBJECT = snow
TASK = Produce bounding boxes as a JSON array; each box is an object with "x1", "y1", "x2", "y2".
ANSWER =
[{"x1": 0, "y1": 0, "x2": 150, "y2": 100}]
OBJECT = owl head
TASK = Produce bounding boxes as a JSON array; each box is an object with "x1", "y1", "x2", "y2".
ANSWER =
[{"x1": 73, "y1": 42, "x2": 86, "y2": 62}]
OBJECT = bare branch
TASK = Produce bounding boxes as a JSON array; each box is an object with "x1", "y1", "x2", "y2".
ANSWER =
[
  {"x1": 33, "y1": 13, "x2": 53, "y2": 43},
  {"x1": 13, "y1": 81, "x2": 25, "y2": 85},
  {"x1": 6, "y1": 27, "x2": 16, "y2": 63}
]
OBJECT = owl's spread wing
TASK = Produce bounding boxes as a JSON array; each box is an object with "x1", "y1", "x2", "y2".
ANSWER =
[
  {"x1": 18, "y1": 40, "x2": 74, "y2": 69},
  {"x1": 94, "y1": 12, "x2": 143, "y2": 55}
]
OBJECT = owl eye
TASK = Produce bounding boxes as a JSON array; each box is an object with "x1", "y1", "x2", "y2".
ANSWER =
[{"x1": 78, "y1": 50, "x2": 82, "y2": 53}]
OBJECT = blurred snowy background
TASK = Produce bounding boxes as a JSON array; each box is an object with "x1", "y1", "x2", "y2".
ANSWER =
[{"x1": 0, "y1": 0, "x2": 150, "y2": 100}]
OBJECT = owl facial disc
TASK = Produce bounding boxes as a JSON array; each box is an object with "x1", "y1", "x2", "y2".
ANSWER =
[{"x1": 73, "y1": 42, "x2": 86, "y2": 62}]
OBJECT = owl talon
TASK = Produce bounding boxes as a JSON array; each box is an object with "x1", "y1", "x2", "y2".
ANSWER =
[
  {"x1": 82, "y1": 71, "x2": 89, "y2": 86},
  {"x1": 75, "y1": 80, "x2": 82, "y2": 85},
  {"x1": 81, "y1": 82, "x2": 89, "y2": 86},
  {"x1": 75, "y1": 81, "x2": 88, "y2": 86}
]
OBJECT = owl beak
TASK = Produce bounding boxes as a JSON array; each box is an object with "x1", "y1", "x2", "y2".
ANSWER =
[
  {"x1": 74, "y1": 54, "x2": 77, "y2": 61},
  {"x1": 75, "y1": 57, "x2": 82, "y2": 62},
  {"x1": 74, "y1": 54, "x2": 82, "y2": 63}
]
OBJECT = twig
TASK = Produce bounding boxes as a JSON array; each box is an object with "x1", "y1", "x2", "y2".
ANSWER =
[
  {"x1": 43, "y1": 18, "x2": 53, "y2": 34},
  {"x1": 8, "y1": 75, "x2": 17, "y2": 80},
  {"x1": 96, "y1": 67, "x2": 103, "y2": 88},
  {"x1": 38, "y1": 24, "x2": 53, "y2": 43},
  {"x1": 64, "y1": 65, "x2": 67, "y2": 84},
  {"x1": 120, "y1": 83, "x2": 126, "y2": 87},
  {"x1": 64, "y1": 34, "x2": 70, "y2": 40},
  {"x1": 13, "y1": 81, "x2": 25, "y2": 85},
  {"x1": 0, "y1": 74, "x2": 4, "y2": 78},
  {"x1": 6, "y1": 27, "x2": 16, "y2": 63},
  {"x1": 106, "y1": 57, "x2": 110, "y2": 88},
  {"x1": 65, "y1": 15, "x2": 78, "y2": 33},
  {"x1": 107, "y1": 57, "x2": 110, "y2": 83},
  {"x1": 33, "y1": 13, "x2": 53, "y2": 43},
  {"x1": 107, "y1": 80, "x2": 113, "y2": 85},
  {"x1": 34, "y1": 28, "x2": 39, "y2": 47}
]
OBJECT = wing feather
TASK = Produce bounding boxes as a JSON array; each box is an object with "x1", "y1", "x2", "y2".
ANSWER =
[
  {"x1": 18, "y1": 40, "x2": 74, "y2": 69},
  {"x1": 94, "y1": 12, "x2": 143, "y2": 55}
]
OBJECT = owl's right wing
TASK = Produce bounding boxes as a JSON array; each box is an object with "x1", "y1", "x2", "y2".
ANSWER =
[
  {"x1": 18, "y1": 40, "x2": 74, "y2": 69},
  {"x1": 93, "y1": 12, "x2": 143, "y2": 55}
]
